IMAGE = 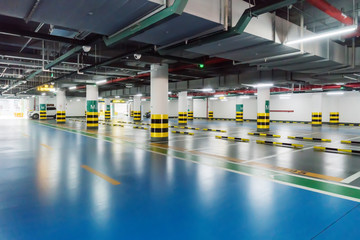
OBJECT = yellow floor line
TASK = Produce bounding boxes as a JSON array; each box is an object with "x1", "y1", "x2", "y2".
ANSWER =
[
  {"x1": 81, "y1": 165, "x2": 121, "y2": 185},
  {"x1": 40, "y1": 143, "x2": 53, "y2": 150},
  {"x1": 151, "y1": 143, "x2": 342, "y2": 182},
  {"x1": 247, "y1": 162, "x2": 344, "y2": 182}
]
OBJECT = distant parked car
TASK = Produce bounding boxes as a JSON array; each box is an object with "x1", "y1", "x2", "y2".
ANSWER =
[
  {"x1": 144, "y1": 111, "x2": 151, "y2": 118},
  {"x1": 29, "y1": 106, "x2": 57, "y2": 119}
]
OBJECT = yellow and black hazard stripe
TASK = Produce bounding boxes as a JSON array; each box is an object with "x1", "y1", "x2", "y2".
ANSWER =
[
  {"x1": 40, "y1": 110, "x2": 47, "y2": 120},
  {"x1": 178, "y1": 112, "x2": 187, "y2": 125},
  {"x1": 341, "y1": 140, "x2": 360, "y2": 145},
  {"x1": 329, "y1": 112, "x2": 339, "y2": 125},
  {"x1": 208, "y1": 111, "x2": 213, "y2": 119},
  {"x1": 130, "y1": 110, "x2": 134, "y2": 117},
  {"x1": 314, "y1": 146, "x2": 360, "y2": 154},
  {"x1": 248, "y1": 132, "x2": 280, "y2": 138},
  {"x1": 256, "y1": 140, "x2": 303, "y2": 148},
  {"x1": 112, "y1": 124, "x2": 124, "y2": 127},
  {"x1": 133, "y1": 111, "x2": 141, "y2": 122},
  {"x1": 236, "y1": 111, "x2": 243, "y2": 122},
  {"x1": 86, "y1": 112, "x2": 98, "y2": 128},
  {"x1": 151, "y1": 114, "x2": 168, "y2": 141},
  {"x1": 105, "y1": 111, "x2": 111, "y2": 120},
  {"x1": 133, "y1": 126, "x2": 148, "y2": 130},
  {"x1": 188, "y1": 111, "x2": 193, "y2": 120},
  {"x1": 312, "y1": 112, "x2": 322, "y2": 126},
  {"x1": 202, "y1": 128, "x2": 226, "y2": 132},
  {"x1": 339, "y1": 123, "x2": 360, "y2": 126},
  {"x1": 257, "y1": 113, "x2": 269, "y2": 131},
  {"x1": 56, "y1": 111, "x2": 66, "y2": 123},
  {"x1": 171, "y1": 126, "x2": 200, "y2": 130},
  {"x1": 215, "y1": 136, "x2": 249, "y2": 142},
  {"x1": 288, "y1": 136, "x2": 331, "y2": 142},
  {"x1": 171, "y1": 131, "x2": 194, "y2": 135}
]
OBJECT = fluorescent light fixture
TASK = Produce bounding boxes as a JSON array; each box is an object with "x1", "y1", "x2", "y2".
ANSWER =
[
  {"x1": 326, "y1": 91, "x2": 344, "y2": 95},
  {"x1": 136, "y1": 93, "x2": 142, "y2": 96},
  {"x1": 200, "y1": 88, "x2": 213, "y2": 92},
  {"x1": 311, "y1": 88, "x2": 323, "y2": 91},
  {"x1": 244, "y1": 83, "x2": 274, "y2": 88},
  {"x1": 96, "y1": 80, "x2": 107, "y2": 85},
  {"x1": 286, "y1": 25, "x2": 357, "y2": 45},
  {"x1": 41, "y1": 93, "x2": 46, "y2": 96},
  {"x1": 115, "y1": 96, "x2": 120, "y2": 98},
  {"x1": 344, "y1": 75, "x2": 358, "y2": 81},
  {"x1": 77, "y1": 99, "x2": 81, "y2": 102},
  {"x1": 335, "y1": 83, "x2": 344, "y2": 85},
  {"x1": 353, "y1": 74, "x2": 360, "y2": 77},
  {"x1": 214, "y1": 94, "x2": 224, "y2": 97},
  {"x1": 240, "y1": 96, "x2": 250, "y2": 99},
  {"x1": 168, "y1": 91, "x2": 172, "y2": 94},
  {"x1": 209, "y1": 97, "x2": 217, "y2": 100},
  {"x1": 187, "y1": 96, "x2": 192, "y2": 99},
  {"x1": 256, "y1": 83, "x2": 273, "y2": 88},
  {"x1": 69, "y1": 86, "x2": 77, "y2": 90}
]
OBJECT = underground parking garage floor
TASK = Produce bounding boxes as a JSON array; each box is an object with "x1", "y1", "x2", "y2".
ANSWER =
[{"x1": 2, "y1": 119, "x2": 360, "y2": 239}]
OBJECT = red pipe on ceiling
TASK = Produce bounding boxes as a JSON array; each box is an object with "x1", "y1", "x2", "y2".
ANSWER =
[
  {"x1": 306, "y1": 0, "x2": 359, "y2": 37},
  {"x1": 306, "y1": 0, "x2": 354, "y2": 25}
]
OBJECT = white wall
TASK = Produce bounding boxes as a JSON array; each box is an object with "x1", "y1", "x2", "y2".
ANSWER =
[
  {"x1": 168, "y1": 100, "x2": 178, "y2": 117},
  {"x1": 193, "y1": 92, "x2": 360, "y2": 123},
  {"x1": 194, "y1": 99, "x2": 207, "y2": 118},
  {"x1": 66, "y1": 97, "x2": 86, "y2": 117},
  {"x1": 141, "y1": 101, "x2": 150, "y2": 113}
]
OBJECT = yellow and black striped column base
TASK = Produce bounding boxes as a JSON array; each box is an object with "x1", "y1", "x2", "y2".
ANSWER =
[
  {"x1": 312, "y1": 112, "x2": 322, "y2": 126},
  {"x1": 330, "y1": 112, "x2": 339, "y2": 125},
  {"x1": 257, "y1": 113, "x2": 270, "y2": 131},
  {"x1": 178, "y1": 112, "x2": 187, "y2": 125},
  {"x1": 56, "y1": 111, "x2": 66, "y2": 123},
  {"x1": 40, "y1": 111, "x2": 47, "y2": 120},
  {"x1": 133, "y1": 111, "x2": 141, "y2": 122},
  {"x1": 105, "y1": 111, "x2": 111, "y2": 121},
  {"x1": 151, "y1": 114, "x2": 168, "y2": 142},
  {"x1": 130, "y1": 110, "x2": 134, "y2": 117},
  {"x1": 236, "y1": 111, "x2": 243, "y2": 122},
  {"x1": 188, "y1": 111, "x2": 193, "y2": 120},
  {"x1": 87, "y1": 112, "x2": 98, "y2": 129},
  {"x1": 208, "y1": 111, "x2": 213, "y2": 119}
]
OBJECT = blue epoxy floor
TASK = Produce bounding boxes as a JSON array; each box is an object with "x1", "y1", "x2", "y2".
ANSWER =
[{"x1": 1, "y1": 119, "x2": 360, "y2": 239}]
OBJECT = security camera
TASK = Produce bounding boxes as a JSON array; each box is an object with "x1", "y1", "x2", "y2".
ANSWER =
[
  {"x1": 134, "y1": 54, "x2": 142, "y2": 60},
  {"x1": 82, "y1": 46, "x2": 91, "y2": 52}
]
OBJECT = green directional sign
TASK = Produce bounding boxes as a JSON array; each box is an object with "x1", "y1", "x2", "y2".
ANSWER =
[
  {"x1": 265, "y1": 100, "x2": 270, "y2": 113},
  {"x1": 87, "y1": 100, "x2": 98, "y2": 112},
  {"x1": 106, "y1": 105, "x2": 110, "y2": 111},
  {"x1": 40, "y1": 104, "x2": 46, "y2": 111},
  {"x1": 236, "y1": 104, "x2": 243, "y2": 112}
]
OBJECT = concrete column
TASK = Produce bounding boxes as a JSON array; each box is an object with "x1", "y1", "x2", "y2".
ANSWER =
[
  {"x1": 311, "y1": 93, "x2": 322, "y2": 126},
  {"x1": 105, "y1": 98, "x2": 111, "y2": 121},
  {"x1": 86, "y1": 85, "x2": 99, "y2": 129},
  {"x1": 257, "y1": 87, "x2": 270, "y2": 131},
  {"x1": 208, "y1": 98, "x2": 214, "y2": 119},
  {"x1": 150, "y1": 64, "x2": 168, "y2": 142},
  {"x1": 39, "y1": 96, "x2": 48, "y2": 120},
  {"x1": 133, "y1": 95, "x2": 141, "y2": 122},
  {"x1": 187, "y1": 97, "x2": 193, "y2": 120},
  {"x1": 178, "y1": 91, "x2": 187, "y2": 125},
  {"x1": 56, "y1": 90, "x2": 66, "y2": 123},
  {"x1": 236, "y1": 97, "x2": 244, "y2": 123},
  {"x1": 130, "y1": 101, "x2": 134, "y2": 117}
]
